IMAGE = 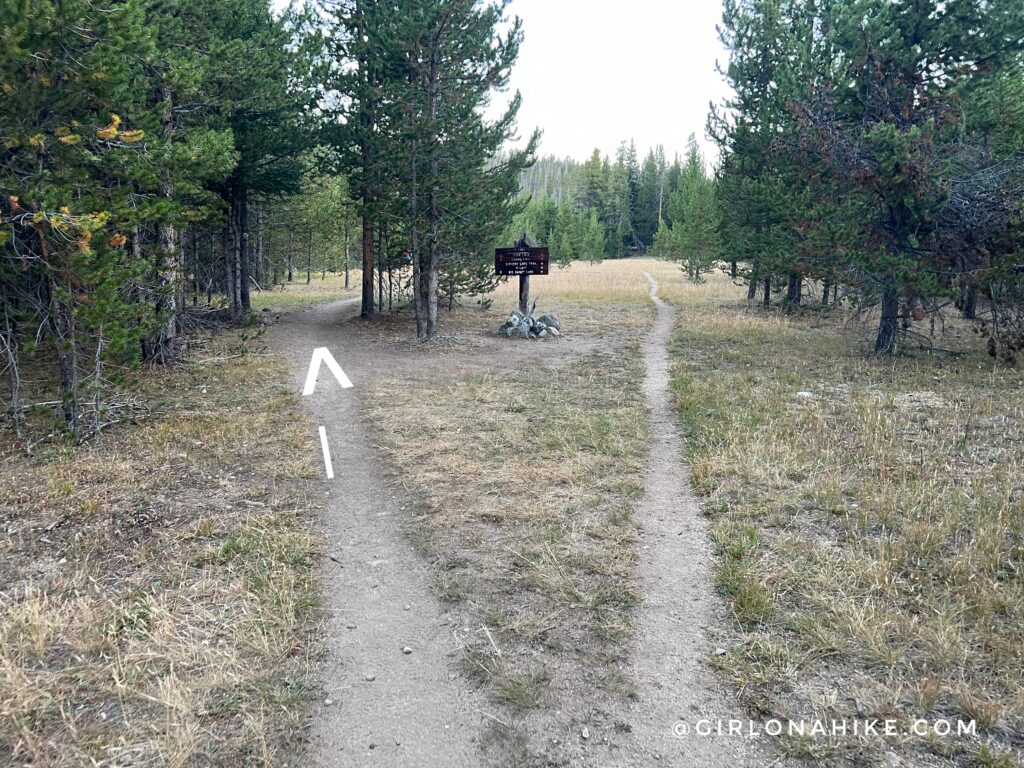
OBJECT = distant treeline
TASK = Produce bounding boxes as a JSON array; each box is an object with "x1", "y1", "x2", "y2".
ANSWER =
[{"x1": 511, "y1": 144, "x2": 687, "y2": 260}]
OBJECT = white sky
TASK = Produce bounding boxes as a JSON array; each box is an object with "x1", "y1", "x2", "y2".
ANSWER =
[
  {"x1": 272, "y1": 0, "x2": 732, "y2": 165},
  {"x1": 490, "y1": 0, "x2": 731, "y2": 164}
]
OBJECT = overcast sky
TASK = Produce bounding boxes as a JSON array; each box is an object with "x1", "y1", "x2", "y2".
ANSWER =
[
  {"x1": 489, "y1": 0, "x2": 731, "y2": 164},
  {"x1": 272, "y1": 0, "x2": 733, "y2": 165}
]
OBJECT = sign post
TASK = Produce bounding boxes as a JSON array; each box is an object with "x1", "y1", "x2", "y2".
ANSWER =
[{"x1": 495, "y1": 234, "x2": 549, "y2": 314}]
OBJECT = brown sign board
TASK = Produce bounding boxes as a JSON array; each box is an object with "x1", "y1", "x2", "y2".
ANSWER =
[{"x1": 495, "y1": 247, "x2": 549, "y2": 276}]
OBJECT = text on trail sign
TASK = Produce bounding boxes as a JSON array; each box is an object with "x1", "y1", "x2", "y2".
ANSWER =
[{"x1": 495, "y1": 247, "x2": 550, "y2": 276}]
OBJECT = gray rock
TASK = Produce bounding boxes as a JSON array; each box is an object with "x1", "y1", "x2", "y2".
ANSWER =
[
  {"x1": 498, "y1": 308, "x2": 563, "y2": 340},
  {"x1": 537, "y1": 313, "x2": 560, "y2": 331}
]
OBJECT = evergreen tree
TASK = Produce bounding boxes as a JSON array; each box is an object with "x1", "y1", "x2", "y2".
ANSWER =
[
  {"x1": 711, "y1": 0, "x2": 799, "y2": 305},
  {"x1": 1, "y1": 0, "x2": 160, "y2": 431},
  {"x1": 656, "y1": 138, "x2": 721, "y2": 282},
  {"x1": 635, "y1": 149, "x2": 662, "y2": 248},
  {"x1": 797, "y1": 0, "x2": 1024, "y2": 353}
]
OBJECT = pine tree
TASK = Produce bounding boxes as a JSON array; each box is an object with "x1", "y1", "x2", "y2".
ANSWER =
[
  {"x1": 635, "y1": 149, "x2": 662, "y2": 249},
  {"x1": 798, "y1": 0, "x2": 1024, "y2": 353},
  {"x1": 1, "y1": 0, "x2": 162, "y2": 431},
  {"x1": 210, "y1": 0, "x2": 313, "y2": 318},
  {"x1": 656, "y1": 138, "x2": 721, "y2": 282}
]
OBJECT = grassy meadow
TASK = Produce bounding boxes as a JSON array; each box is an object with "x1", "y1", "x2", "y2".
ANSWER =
[
  {"x1": 363, "y1": 267, "x2": 656, "y2": 758},
  {"x1": 658, "y1": 266, "x2": 1023, "y2": 766},
  {"x1": 0, "y1": 337, "x2": 323, "y2": 765},
  {"x1": 479, "y1": 257, "x2": 1022, "y2": 765},
  {"x1": 249, "y1": 271, "x2": 361, "y2": 313}
]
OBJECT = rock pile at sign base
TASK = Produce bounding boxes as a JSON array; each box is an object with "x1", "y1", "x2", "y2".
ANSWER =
[{"x1": 499, "y1": 308, "x2": 561, "y2": 340}]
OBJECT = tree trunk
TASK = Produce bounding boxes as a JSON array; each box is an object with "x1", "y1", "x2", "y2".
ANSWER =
[
  {"x1": 412, "y1": 176, "x2": 426, "y2": 336},
  {"x1": 147, "y1": 84, "x2": 180, "y2": 363},
  {"x1": 223, "y1": 228, "x2": 233, "y2": 309},
  {"x1": 272, "y1": 247, "x2": 280, "y2": 288},
  {"x1": 425, "y1": 28, "x2": 444, "y2": 339},
  {"x1": 190, "y1": 228, "x2": 200, "y2": 306},
  {"x1": 763, "y1": 275, "x2": 772, "y2": 307},
  {"x1": 286, "y1": 228, "x2": 293, "y2": 283},
  {"x1": 39, "y1": 230, "x2": 78, "y2": 431},
  {"x1": 253, "y1": 207, "x2": 264, "y2": 289},
  {"x1": 344, "y1": 223, "x2": 351, "y2": 290},
  {"x1": 207, "y1": 235, "x2": 214, "y2": 305},
  {"x1": 377, "y1": 224, "x2": 384, "y2": 312},
  {"x1": 962, "y1": 285, "x2": 977, "y2": 320},
  {"x1": 51, "y1": 286, "x2": 78, "y2": 432},
  {"x1": 306, "y1": 229, "x2": 313, "y2": 284},
  {"x1": 730, "y1": 260, "x2": 737, "y2": 279},
  {"x1": 361, "y1": 210, "x2": 374, "y2": 316},
  {"x1": 785, "y1": 271, "x2": 802, "y2": 310},
  {"x1": 360, "y1": 110, "x2": 375, "y2": 316},
  {"x1": 747, "y1": 263, "x2": 758, "y2": 300},
  {"x1": 410, "y1": 133, "x2": 426, "y2": 337},
  {"x1": 238, "y1": 195, "x2": 250, "y2": 313},
  {"x1": 0, "y1": 296, "x2": 21, "y2": 439},
  {"x1": 427, "y1": 251, "x2": 439, "y2": 336},
  {"x1": 874, "y1": 287, "x2": 900, "y2": 356},
  {"x1": 230, "y1": 210, "x2": 243, "y2": 320}
]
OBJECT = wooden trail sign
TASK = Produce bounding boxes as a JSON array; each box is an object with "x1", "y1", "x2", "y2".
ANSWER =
[
  {"x1": 497, "y1": 235, "x2": 548, "y2": 315},
  {"x1": 494, "y1": 246, "x2": 549, "y2": 276}
]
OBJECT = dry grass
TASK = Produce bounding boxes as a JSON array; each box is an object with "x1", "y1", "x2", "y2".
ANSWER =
[
  {"x1": 490, "y1": 258, "x2": 653, "y2": 307},
  {"x1": 249, "y1": 271, "x2": 361, "y2": 312},
  {"x1": 364, "y1": 321, "x2": 649, "y2": 755},
  {"x1": 358, "y1": 258, "x2": 740, "y2": 761},
  {"x1": 0, "y1": 337, "x2": 322, "y2": 766},
  {"x1": 485, "y1": 257, "x2": 667, "y2": 340},
  {"x1": 666, "y1": 280, "x2": 1024, "y2": 766}
]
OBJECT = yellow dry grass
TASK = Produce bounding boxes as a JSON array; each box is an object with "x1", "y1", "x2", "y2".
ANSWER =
[
  {"x1": 0, "y1": 339, "x2": 322, "y2": 766},
  {"x1": 491, "y1": 258, "x2": 653, "y2": 306},
  {"x1": 488, "y1": 256, "x2": 738, "y2": 309},
  {"x1": 668, "y1": 285, "x2": 1024, "y2": 766},
  {"x1": 365, "y1": 303, "x2": 650, "y2": 755},
  {"x1": 250, "y1": 271, "x2": 361, "y2": 312}
]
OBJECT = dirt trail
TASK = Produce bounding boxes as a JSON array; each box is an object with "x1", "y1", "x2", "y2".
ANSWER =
[
  {"x1": 613, "y1": 274, "x2": 767, "y2": 767},
  {"x1": 265, "y1": 283, "x2": 766, "y2": 767},
  {"x1": 266, "y1": 299, "x2": 487, "y2": 767}
]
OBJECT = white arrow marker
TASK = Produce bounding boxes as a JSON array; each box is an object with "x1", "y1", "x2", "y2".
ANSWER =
[
  {"x1": 318, "y1": 426, "x2": 335, "y2": 479},
  {"x1": 302, "y1": 347, "x2": 353, "y2": 396}
]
